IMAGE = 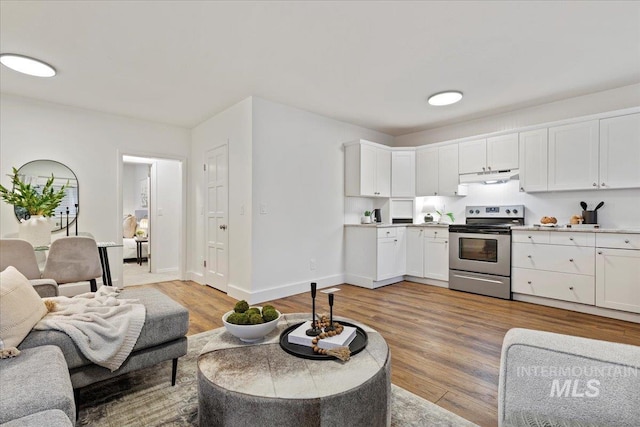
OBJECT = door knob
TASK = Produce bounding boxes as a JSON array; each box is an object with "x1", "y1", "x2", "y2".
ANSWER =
[{"x1": 219, "y1": 224, "x2": 227, "y2": 230}]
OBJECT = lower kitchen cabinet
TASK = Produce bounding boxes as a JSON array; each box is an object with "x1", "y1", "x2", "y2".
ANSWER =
[
  {"x1": 511, "y1": 230, "x2": 595, "y2": 305},
  {"x1": 405, "y1": 227, "x2": 449, "y2": 282},
  {"x1": 345, "y1": 226, "x2": 406, "y2": 289},
  {"x1": 595, "y1": 233, "x2": 640, "y2": 314}
]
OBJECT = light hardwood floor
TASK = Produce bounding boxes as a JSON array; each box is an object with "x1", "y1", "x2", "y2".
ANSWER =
[{"x1": 138, "y1": 280, "x2": 640, "y2": 427}]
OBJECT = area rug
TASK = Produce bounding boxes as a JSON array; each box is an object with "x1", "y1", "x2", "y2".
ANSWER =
[{"x1": 77, "y1": 330, "x2": 477, "y2": 427}]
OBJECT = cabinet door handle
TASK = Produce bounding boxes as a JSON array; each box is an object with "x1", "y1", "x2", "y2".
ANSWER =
[
  {"x1": 601, "y1": 183, "x2": 606, "y2": 187},
  {"x1": 520, "y1": 187, "x2": 525, "y2": 192},
  {"x1": 487, "y1": 166, "x2": 492, "y2": 171},
  {"x1": 527, "y1": 255, "x2": 532, "y2": 258},
  {"x1": 394, "y1": 239, "x2": 397, "y2": 242},
  {"x1": 592, "y1": 182, "x2": 597, "y2": 187},
  {"x1": 527, "y1": 281, "x2": 532, "y2": 284},
  {"x1": 569, "y1": 286, "x2": 574, "y2": 290},
  {"x1": 625, "y1": 240, "x2": 630, "y2": 244},
  {"x1": 482, "y1": 166, "x2": 486, "y2": 171},
  {"x1": 434, "y1": 231, "x2": 438, "y2": 235},
  {"x1": 598, "y1": 251, "x2": 603, "y2": 255},
  {"x1": 528, "y1": 235, "x2": 532, "y2": 239},
  {"x1": 444, "y1": 241, "x2": 448, "y2": 244},
  {"x1": 569, "y1": 237, "x2": 574, "y2": 241},
  {"x1": 569, "y1": 258, "x2": 574, "y2": 262}
]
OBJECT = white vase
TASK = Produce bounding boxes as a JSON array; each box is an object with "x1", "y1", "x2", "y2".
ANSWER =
[{"x1": 18, "y1": 215, "x2": 52, "y2": 247}]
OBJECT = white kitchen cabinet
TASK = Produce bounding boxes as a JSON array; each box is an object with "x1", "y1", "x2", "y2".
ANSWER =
[
  {"x1": 345, "y1": 226, "x2": 405, "y2": 288},
  {"x1": 458, "y1": 138, "x2": 487, "y2": 174},
  {"x1": 344, "y1": 140, "x2": 391, "y2": 197},
  {"x1": 599, "y1": 113, "x2": 640, "y2": 190},
  {"x1": 391, "y1": 150, "x2": 416, "y2": 197},
  {"x1": 487, "y1": 133, "x2": 519, "y2": 171},
  {"x1": 511, "y1": 230, "x2": 595, "y2": 305},
  {"x1": 406, "y1": 228, "x2": 424, "y2": 277},
  {"x1": 595, "y1": 233, "x2": 640, "y2": 314},
  {"x1": 458, "y1": 134, "x2": 518, "y2": 174},
  {"x1": 518, "y1": 129, "x2": 548, "y2": 192},
  {"x1": 405, "y1": 227, "x2": 449, "y2": 281},
  {"x1": 424, "y1": 231, "x2": 449, "y2": 281},
  {"x1": 548, "y1": 120, "x2": 599, "y2": 191},
  {"x1": 416, "y1": 144, "x2": 460, "y2": 196}
]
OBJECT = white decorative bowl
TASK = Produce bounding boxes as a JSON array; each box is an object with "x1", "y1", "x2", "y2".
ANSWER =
[{"x1": 222, "y1": 308, "x2": 282, "y2": 343}]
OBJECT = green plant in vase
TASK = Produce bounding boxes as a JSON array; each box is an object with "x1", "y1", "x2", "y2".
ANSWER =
[
  {"x1": 0, "y1": 167, "x2": 67, "y2": 217},
  {"x1": 0, "y1": 167, "x2": 67, "y2": 246},
  {"x1": 436, "y1": 210, "x2": 455, "y2": 223}
]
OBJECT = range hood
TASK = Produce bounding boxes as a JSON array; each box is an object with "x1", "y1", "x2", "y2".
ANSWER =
[{"x1": 459, "y1": 169, "x2": 519, "y2": 185}]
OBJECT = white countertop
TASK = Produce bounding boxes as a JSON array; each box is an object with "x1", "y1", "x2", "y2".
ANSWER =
[
  {"x1": 512, "y1": 226, "x2": 640, "y2": 234},
  {"x1": 344, "y1": 223, "x2": 450, "y2": 228}
]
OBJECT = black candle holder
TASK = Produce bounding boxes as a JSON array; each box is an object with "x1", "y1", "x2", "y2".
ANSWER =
[
  {"x1": 324, "y1": 293, "x2": 335, "y2": 332},
  {"x1": 75, "y1": 203, "x2": 78, "y2": 236},
  {"x1": 305, "y1": 282, "x2": 322, "y2": 337},
  {"x1": 65, "y1": 207, "x2": 70, "y2": 236}
]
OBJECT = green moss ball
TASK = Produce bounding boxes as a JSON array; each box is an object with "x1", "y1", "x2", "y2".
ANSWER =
[
  {"x1": 262, "y1": 308, "x2": 279, "y2": 322},
  {"x1": 245, "y1": 307, "x2": 261, "y2": 316},
  {"x1": 248, "y1": 313, "x2": 265, "y2": 324},
  {"x1": 233, "y1": 300, "x2": 250, "y2": 313}
]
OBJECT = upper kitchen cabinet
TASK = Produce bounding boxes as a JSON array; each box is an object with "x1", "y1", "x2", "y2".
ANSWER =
[
  {"x1": 548, "y1": 120, "x2": 599, "y2": 191},
  {"x1": 458, "y1": 134, "x2": 518, "y2": 174},
  {"x1": 391, "y1": 150, "x2": 416, "y2": 197},
  {"x1": 599, "y1": 113, "x2": 640, "y2": 190},
  {"x1": 345, "y1": 140, "x2": 391, "y2": 197},
  {"x1": 416, "y1": 144, "x2": 461, "y2": 196},
  {"x1": 518, "y1": 128, "x2": 548, "y2": 192}
]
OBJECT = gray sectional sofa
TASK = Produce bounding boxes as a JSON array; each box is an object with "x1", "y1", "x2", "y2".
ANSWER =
[
  {"x1": 499, "y1": 328, "x2": 640, "y2": 427},
  {"x1": 0, "y1": 287, "x2": 189, "y2": 426}
]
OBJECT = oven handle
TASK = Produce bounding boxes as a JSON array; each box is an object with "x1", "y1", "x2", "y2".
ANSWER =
[{"x1": 451, "y1": 274, "x2": 505, "y2": 285}]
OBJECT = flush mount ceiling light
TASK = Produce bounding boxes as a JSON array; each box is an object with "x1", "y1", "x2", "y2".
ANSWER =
[
  {"x1": 427, "y1": 91, "x2": 463, "y2": 106},
  {"x1": 0, "y1": 53, "x2": 56, "y2": 77}
]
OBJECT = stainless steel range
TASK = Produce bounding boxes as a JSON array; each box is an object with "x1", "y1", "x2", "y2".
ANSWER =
[{"x1": 448, "y1": 205, "x2": 524, "y2": 299}]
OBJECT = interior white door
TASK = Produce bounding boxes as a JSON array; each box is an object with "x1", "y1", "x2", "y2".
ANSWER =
[{"x1": 205, "y1": 145, "x2": 228, "y2": 292}]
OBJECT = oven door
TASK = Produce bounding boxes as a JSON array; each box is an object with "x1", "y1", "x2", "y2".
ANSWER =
[{"x1": 449, "y1": 231, "x2": 511, "y2": 276}]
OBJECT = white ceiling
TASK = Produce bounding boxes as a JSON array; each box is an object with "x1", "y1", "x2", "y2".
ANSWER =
[{"x1": 1, "y1": 1, "x2": 639, "y2": 136}]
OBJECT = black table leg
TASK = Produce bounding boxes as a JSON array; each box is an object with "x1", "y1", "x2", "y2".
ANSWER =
[
  {"x1": 98, "y1": 248, "x2": 108, "y2": 287},
  {"x1": 98, "y1": 247, "x2": 114, "y2": 287}
]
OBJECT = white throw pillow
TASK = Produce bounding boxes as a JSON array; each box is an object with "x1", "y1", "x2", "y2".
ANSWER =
[
  {"x1": 0, "y1": 266, "x2": 47, "y2": 348},
  {"x1": 123, "y1": 215, "x2": 136, "y2": 238}
]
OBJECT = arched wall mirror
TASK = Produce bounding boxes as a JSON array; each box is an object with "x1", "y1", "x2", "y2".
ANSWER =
[{"x1": 14, "y1": 160, "x2": 79, "y2": 232}]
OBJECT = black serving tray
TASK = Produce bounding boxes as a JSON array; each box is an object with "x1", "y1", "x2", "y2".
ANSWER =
[{"x1": 279, "y1": 321, "x2": 368, "y2": 360}]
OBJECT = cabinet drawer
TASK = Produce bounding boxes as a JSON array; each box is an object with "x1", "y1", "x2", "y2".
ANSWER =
[
  {"x1": 512, "y1": 231, "x2": 549, "y2": 244},
  {"x1": 377, "y1": 228, "x2": 397, "y2": 239},
  {"x1": 596, "y1": 233, "x2": 640, "y2": 250},
  {"x1": 548, "y1": 232, "x2": 594, "y2": 247},
  {"x1": 512, "y1": 268, "x2": 595, "y2": 305},
  {"x1": 512, "y1": 243, "x2": 595, "y2": 275},
  {"x1": 424, "y1": 229, "x2": 448, "y2": 239}
]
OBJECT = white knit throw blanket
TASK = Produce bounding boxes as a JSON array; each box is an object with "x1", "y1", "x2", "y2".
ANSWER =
[{"x1": 34, "y1": 286, "x2": 146, "y2": 372}]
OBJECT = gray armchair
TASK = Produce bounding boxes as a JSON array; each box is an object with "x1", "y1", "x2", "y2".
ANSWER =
[
  {"x1": 0, "y1": 238, "x2": 59, "y2": 297},
  {"x1": 43, "y1": 237, "x2": 103, "y2": 292}
]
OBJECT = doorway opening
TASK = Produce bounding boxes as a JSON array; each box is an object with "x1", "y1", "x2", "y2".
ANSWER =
[{"x1": 121, "y1": 155, "x2": 183, "y2": 286}]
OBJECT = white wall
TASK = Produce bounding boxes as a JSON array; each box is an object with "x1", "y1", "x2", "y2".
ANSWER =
[
  {"x1": 151, "y1": 159, "x2": 181, "y2": 273},
  {"x1": 122, "y1": 163, "x2": 149, "y2": 216},
  {"x1": 189, "y1": 97, "x2": 254, "y2": 294},
  {"x1": 418, "y1": 180, "x2": 640, "y2": 229},
  {"x1": 395, "y1": 83, "x2": 640, "y2": 146},
  {"x1": 250, "y1": 97, "x2": 393, "y2": 302},
  {"x1": 0, "y1": 94, "x2": 190, "y2": 289}
]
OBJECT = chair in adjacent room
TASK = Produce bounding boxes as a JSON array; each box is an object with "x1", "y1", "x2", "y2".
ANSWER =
[
  {"x1": 0, "y1": 238, "x2": 59, "y2": 297},
  {"x1": 43, "y1": 236, "x2": 103, "y2": 292}
]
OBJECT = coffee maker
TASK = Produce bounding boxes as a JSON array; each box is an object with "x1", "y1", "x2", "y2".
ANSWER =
[{"x1": 373, "y1": 209, "x2": 382, "y2": 223}]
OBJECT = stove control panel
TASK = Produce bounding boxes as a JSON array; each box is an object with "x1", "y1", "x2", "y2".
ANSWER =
[{"x1": 465, "y1": 205, "x2": 524, "y2": 219}]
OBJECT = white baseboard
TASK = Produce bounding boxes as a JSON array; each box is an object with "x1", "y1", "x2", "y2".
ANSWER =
[
  {"x1": 513, "y1": 293, "x2": 640, "y2": 324},
  {"x1": 154, "y1": 267, "x2": 178, "y2": 274},
  {"x1": 227, "y1": 274, "x2": 346, "y2": 305},
  {"x1": 187, "y1": 271, "x2": 204, "y2": 284}
]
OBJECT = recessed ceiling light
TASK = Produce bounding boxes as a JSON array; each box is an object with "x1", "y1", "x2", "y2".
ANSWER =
[
  {"x1": 0, "y1": 54, "x2": 56, "y2": 77},
  {"x1": 427, "y1": 91, "x2": 463, "y2": 106}
]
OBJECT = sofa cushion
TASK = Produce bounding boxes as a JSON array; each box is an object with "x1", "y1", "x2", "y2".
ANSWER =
[
  {"x1": 0, "y1": 409, "x2": 73, "y2": 427},
  {"x1": 18, "y1": 288, "x2": 189, "y2": 370},
  {"x1": 0, "y1": 346, "x2": 75, "y2": 424},
  {"x1": 0, "y1": 266, "x2": 47, "y2": 348}
]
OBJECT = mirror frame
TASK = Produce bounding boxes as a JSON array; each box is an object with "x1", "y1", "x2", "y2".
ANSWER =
[{"x1": 14, "y1": 159, "x2": 79, "y2": 232}]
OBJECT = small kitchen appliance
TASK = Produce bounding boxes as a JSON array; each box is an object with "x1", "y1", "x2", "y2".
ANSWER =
[
  {"x1": 373, "y1": 209, "x2": 382, "y2": 223},
  {"x1": 448, "y1": 205, "x2": 525, "y2": 300}
]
